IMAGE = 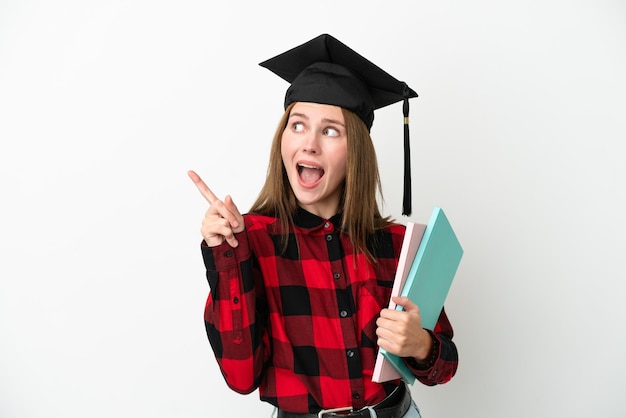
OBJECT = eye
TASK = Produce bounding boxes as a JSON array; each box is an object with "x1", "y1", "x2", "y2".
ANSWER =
[
  {"x1": 323, "y1": 127, "x2": 340, "y2": 137},
  {"x1": 291, "y1": 122, "x2": 305, "y2": 132}
]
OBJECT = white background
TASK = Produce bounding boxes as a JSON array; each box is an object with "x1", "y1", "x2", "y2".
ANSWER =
[{"x1": 1, "y1": 1, "x2": 625, "y2": 417}]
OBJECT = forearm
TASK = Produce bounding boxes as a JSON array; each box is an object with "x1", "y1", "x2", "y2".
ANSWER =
[
  {"x1": 202, "y1": 231, "x2": 269, "y2": 393},
  {"x1": 405, "y1": 308, "x2": 458, "y2": 386}
]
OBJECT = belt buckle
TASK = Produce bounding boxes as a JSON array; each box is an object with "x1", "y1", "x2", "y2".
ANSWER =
[{"x1": 317, "y1": 406, "x2": 353, "y2": 418}]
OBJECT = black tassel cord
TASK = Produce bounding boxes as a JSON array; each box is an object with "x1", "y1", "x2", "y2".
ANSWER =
[{"x1": 402, "y1": 84, "x2": 412, "y2": 216}]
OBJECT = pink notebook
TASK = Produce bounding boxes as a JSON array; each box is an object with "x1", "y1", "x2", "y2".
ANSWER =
[{"x1": 372, "y1": 221, "x2": 426, "y2": 383}]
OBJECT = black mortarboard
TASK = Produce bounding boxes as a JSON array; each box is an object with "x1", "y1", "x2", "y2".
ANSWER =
[{"x1": 259, "y1": 33, "x2": 418, "y2": 216}]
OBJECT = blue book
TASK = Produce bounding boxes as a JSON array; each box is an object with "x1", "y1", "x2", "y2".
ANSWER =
[{"x1": 372, "y1": 207, "x2": 463, "y2": 385}]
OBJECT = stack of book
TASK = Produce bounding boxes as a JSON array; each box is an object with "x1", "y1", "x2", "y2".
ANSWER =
[{"x1": 372, "y1": 207, "x2": 464, "y2": 384}]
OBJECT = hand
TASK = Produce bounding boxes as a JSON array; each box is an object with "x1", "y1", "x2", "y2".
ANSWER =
[
  {"x1": 187, "y1": 170, "x2": 245, "y2": 247},
  {"x1": 376, "y1": 296, "x2": 433, "y2": 361}
]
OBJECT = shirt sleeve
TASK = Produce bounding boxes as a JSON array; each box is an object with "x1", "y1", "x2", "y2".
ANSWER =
[
  {"x1": 201, "y1": 230, "x2": 270, "y2": 394},
  {"x1": 404, "y1": 307, "x2": 458, "y2": 386}
]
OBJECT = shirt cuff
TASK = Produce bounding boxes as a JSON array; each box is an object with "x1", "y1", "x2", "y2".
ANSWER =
[
  {"x1": 201, "y1": 230, "x2": 250, "y2": 272},
  {"x1": 405, "y1": 330, "x2": 439, "y2": 371}
]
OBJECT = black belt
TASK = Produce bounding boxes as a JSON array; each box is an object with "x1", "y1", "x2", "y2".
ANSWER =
[{"x1": 277, "y1": 384, "x2": 411, "y2": 418}]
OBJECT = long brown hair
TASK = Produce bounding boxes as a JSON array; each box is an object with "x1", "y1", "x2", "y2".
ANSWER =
[{"x1": 250, "y1": 103, "x2": 391, "y2": 262}]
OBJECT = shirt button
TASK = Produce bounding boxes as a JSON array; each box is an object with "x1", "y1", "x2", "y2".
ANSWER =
[
  {"x1": 326, "y1": 235, "x2": 333, "y2": 241},
  {"x1": 340, "y1": 310, "x2": 348, "y2": 318},
  {"x1": 225, "y1": 251, "x2": 233, "y2": 258},
  {"x1": 352, "y1": 392, "x2": 360, "y2": 400},
  {"x1": 324, "y1": 222, "x2": 330, "y2": 228},
  {"x1": 233, "y1": 297, "x2": 239, "y2": 304},
  {"x1": 346, "y1": 350, "x2": 355, "y2": 358},
  {"x1": 333, "y1": 272, "x2": 341, "y2": 279}
]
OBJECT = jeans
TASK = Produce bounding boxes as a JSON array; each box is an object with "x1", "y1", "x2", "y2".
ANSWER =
[{"x1": 402, "y1": 400, "x2": 422, "y2": 418}]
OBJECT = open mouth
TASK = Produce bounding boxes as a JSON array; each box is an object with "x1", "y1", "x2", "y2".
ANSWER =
[{"x1": 297, "y1": 163, "x2": 324, "y2": 185}]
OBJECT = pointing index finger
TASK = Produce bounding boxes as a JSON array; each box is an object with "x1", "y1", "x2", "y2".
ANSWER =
[{"x1": 187, "y1": 170, "x2": 218, "y2": 204}]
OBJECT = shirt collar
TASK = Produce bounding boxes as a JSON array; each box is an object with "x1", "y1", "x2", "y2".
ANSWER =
[{"x1": 293, "y1": 206, "x2": 344, "y2": 231}]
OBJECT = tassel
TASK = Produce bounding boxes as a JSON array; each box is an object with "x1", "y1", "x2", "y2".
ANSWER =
[{"x1": 402, "y1": 84, "x2": 412, "y2": 216}]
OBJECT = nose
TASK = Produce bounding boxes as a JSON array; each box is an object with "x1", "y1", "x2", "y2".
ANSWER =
[{"x1": 302, "y1": 131, "x2": 320, "y2": 154}]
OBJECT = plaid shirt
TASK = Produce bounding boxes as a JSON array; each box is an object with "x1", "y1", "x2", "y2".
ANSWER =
[{"x1": 201, "y1": 208, "x2": 458, "y2": 413}]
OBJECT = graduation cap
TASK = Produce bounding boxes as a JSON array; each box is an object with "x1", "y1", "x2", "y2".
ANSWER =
[{"x1": 259, "y1": 33, "x2": 418, "y2": 216}]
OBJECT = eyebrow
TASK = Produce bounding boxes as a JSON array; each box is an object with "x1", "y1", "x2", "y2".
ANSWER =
[{"x1": 289, "y1": 112, "x2": 346, "y2": 127}]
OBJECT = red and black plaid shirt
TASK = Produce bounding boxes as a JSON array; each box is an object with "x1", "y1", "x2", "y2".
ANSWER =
[{"x1": 201, "y1": 208, "x2": 457, "y2": 413}]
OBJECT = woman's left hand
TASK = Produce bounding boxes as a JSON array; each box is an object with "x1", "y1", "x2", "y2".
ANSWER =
[{"x1": 376, "y1": 296, "x2": 433, "y2": 362}]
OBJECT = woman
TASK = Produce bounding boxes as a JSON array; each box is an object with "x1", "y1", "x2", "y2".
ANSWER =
[{"x1": 189, "y1": 34, "x2": 458, "y2": 418}]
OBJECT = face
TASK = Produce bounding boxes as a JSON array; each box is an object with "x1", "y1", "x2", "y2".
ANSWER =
[{"x1": 281, "y1": 102, "x2": 348, "y2": 219}]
